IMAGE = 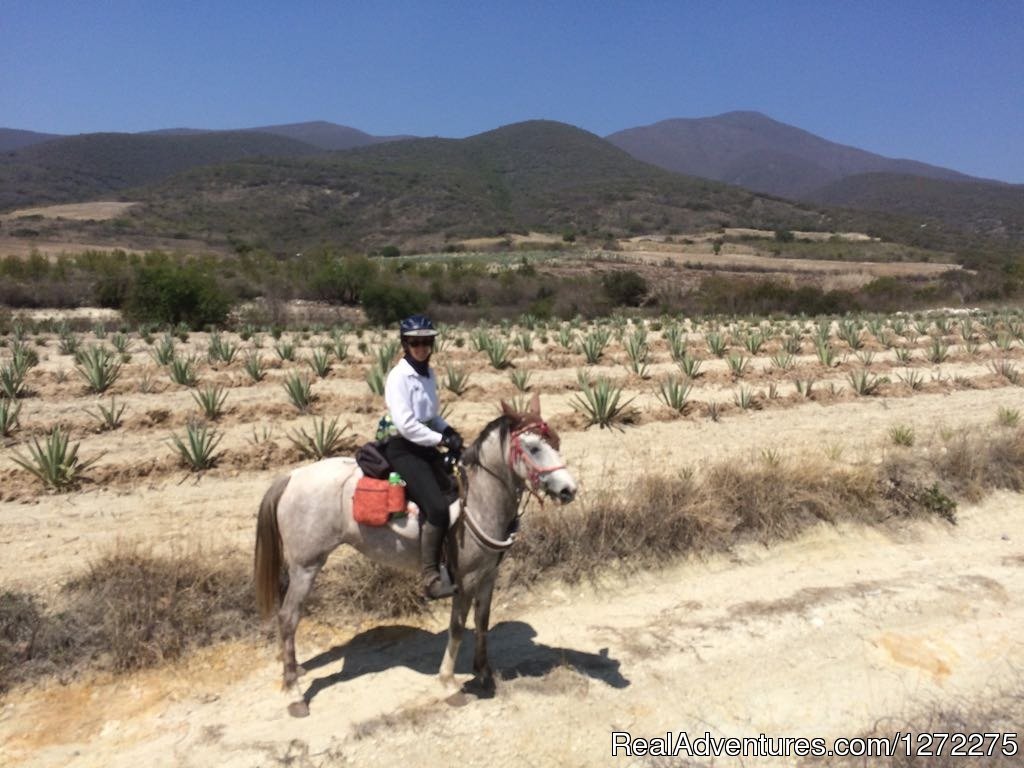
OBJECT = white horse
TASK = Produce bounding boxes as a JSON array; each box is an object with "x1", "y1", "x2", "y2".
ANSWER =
[{"x1": 254, "y1": 394, "x2": 577, "y2": 716}]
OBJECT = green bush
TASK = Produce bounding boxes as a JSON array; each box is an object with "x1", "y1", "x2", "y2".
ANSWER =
[
  {"x1": 602, "y1": 270, "x2": 647, "y2": 307},
  {"x1": 123, "y1": 258, "x2": 231, "y2": 327},
  {"x1": 306, "y1": 252, "x2": 374, "y2": 304},
  {"x1": 361, "y1": 281, "x2": 429, "y2": 326}
]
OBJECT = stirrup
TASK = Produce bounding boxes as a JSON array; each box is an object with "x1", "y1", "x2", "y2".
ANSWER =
[{"x1": 422, "y1": 573, "x2": 457, "y2": 600}]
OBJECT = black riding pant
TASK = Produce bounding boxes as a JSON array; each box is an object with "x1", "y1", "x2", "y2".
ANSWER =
[{"x1": 384, "y1": 437, "x2": 450, "y2": 527}]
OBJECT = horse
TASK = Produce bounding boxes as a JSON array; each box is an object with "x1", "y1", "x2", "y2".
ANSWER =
[{"x1": 254, "y1": 393, "x2": 577, "y2": 715}]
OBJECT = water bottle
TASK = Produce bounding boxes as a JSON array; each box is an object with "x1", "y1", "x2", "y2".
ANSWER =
[{"x1": 387, "y1": 472, "x2": 406, "y2": 517}]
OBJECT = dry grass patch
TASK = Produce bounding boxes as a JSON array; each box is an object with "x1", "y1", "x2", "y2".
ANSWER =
[
  {"x1": 808, "y1": 685, "x2": 1024, "y2": 767},
  {"x1": 6, "y1": 428, "x2": 1022, "y2": 692},
  {"x1": 0, "y1": 544, "x2": 256, "y2": 692}
]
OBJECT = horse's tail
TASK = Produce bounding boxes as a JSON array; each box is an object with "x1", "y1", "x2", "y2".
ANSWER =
[{"x1": 254, "y1": 473, "x2": 291, "y2": 621}]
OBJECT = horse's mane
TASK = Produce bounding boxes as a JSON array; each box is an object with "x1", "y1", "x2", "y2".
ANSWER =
[{"x1": 462, "y1": 414, "x2": 512, "y2": 468}]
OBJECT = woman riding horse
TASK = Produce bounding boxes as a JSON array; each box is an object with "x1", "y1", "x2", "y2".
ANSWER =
[{"x1": 382, "y1": 314, "x2": 464, "y2": 599}]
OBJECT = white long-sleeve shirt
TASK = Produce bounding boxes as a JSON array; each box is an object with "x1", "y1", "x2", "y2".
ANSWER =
[{"x1": 384, "y1": 357, "x2": 451, "y2": 447}]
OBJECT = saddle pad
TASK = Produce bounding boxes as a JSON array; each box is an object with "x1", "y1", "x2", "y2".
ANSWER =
[{"x1": 353, "y1": 477, "x2": 405, "y2": 526}]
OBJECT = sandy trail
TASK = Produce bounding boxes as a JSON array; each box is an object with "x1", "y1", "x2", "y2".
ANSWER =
[
  {"x1": 2, "y1": 491, "x2": 1021, "y2": 768},
  {"x1": 3, "y1": 324, "x2": 1023, "y2": 767}
]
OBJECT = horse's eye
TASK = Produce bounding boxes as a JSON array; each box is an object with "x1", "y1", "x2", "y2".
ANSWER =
[{"x1": 529, "y1": 444, "x2": 541, "y2": 454}]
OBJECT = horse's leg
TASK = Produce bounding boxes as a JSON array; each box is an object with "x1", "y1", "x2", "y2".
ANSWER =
[
  {"x1": 439, "y1": 589, "x2": 472, "y2": 688},
  {"x1": 471, "y1": 576, "x2": 497, "y2": 692},
  {"x1": 278, "y1": 559, "x2": 322, "y2": 692}
]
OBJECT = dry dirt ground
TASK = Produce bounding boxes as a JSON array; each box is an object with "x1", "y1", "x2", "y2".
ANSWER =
[{"x1": 1, "y1": 318, "x2": 1023, "y2": 767}]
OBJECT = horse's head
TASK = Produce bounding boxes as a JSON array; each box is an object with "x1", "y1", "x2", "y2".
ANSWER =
[{"x1": 502, "y1": 393, "x2": 577, "y2": 504}]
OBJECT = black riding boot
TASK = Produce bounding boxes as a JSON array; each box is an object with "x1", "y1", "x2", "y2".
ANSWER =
[{"x1": 420, "y1": 521, "x2": 456, "y2": 599}]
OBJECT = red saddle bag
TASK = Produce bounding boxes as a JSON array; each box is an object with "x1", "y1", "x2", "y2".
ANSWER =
[{"x1": 353, "y1": 477, "x2": 406, "y2": 526}]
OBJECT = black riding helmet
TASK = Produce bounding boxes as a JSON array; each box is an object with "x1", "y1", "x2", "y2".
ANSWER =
[{"x1": 399, "y1": 314, "x2": 438, "y2": 338}]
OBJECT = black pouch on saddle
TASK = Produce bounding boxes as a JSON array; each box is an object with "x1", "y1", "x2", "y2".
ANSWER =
[{"x1": 355, "y1": 440, "x2": 391, "y2": 479}]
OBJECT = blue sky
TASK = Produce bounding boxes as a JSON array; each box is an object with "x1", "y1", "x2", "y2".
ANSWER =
[{"x1": 3, "y1": 0, "x2": 1022, "y2": 182}]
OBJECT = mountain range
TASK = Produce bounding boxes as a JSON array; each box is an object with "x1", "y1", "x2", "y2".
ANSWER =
[
  {"x1": 1, "y1": 113, "x2": 1021, "y2": 255},
  {"x1": 604, "y1": 111, "x2": 981, "y2": 200}
]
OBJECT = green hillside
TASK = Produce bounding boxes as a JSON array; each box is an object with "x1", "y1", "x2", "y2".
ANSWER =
[
  {"x1": 0, "y1": 131, "x2": 323, "y2": 210},
  {"x1": 811, "y1": 173, "x2": 1024, "y2": 245},
  {"x1": 114, "y1": 121, "x2": 826, "y2": 253}
]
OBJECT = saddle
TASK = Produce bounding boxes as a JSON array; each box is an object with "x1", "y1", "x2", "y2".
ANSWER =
[{"x1": 352, "y1": 441, "x2": 463, "y2": 527}]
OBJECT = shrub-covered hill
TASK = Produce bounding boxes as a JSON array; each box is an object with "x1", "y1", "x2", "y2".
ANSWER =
[
  {"x1": 115, "y1": 120, "x2": 827, "y2": 253},
  {"x1": 0, "y1": 131, "x2": 324, "y2": 210},
  {"x1": 810, "y1": 172, "x2": 1024, "y2": 244}
]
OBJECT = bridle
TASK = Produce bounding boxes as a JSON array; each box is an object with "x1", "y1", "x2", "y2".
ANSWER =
[
  {"x1": 508, "y1": 420, "x2": 565, "y2": 505},
  {"x1": 457, "y1": 416, "x2": 564, "y2": 552}
]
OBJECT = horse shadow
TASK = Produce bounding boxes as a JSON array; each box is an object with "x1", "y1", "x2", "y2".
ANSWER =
[{"x1": 298, "y1": 620, "x2": 629, "y2": 709}]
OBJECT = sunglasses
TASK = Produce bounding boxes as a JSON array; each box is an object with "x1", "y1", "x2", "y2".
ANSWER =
[{"x1": 406, "y1": 338, "x2": 434, "y2": 348}]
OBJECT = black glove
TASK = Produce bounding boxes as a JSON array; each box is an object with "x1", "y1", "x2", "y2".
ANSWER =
[{"x1": 441, "y1": 427, "x2": 463, "y2": 454}]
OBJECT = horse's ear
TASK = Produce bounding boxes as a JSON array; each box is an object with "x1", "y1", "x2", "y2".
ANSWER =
[
  {"x1": 528, "y1": 392, "x2": 541, "y2": 417},
  {"x1": 500, "y1": 399, "x2": 516, "y2": 418}
]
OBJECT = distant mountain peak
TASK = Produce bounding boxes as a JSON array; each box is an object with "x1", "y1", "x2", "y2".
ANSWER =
[{"x1": 606, "y1": 112, "x2": 974, "y2": 200}]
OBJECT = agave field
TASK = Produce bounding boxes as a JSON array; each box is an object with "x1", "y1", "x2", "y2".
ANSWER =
[
  {"x1": 2, "y1": 305, "x2": 1024, "y2": 766},
  {"x1": 2, "y1": 307, "x2": 1023, "y2": 492}
]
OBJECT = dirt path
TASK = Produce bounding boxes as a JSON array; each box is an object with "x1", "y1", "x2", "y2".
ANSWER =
[{"x1": 2, "y1": 491, "x2": 1021, "y2": 768}]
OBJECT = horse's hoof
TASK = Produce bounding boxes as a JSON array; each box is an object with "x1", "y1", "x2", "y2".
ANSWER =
[
  {"x1": 288, "y1": 700, "x2": 310, "y2": 718},
  {"x1": 438, "y1": 673, "x2": 458, "y2": 691}
]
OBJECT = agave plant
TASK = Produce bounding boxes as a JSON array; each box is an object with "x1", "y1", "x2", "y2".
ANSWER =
[
  {"x1": 769, "y1": 351, "x2": 795, "y2": 372},
  {"x1": 848, "y1": 368, "x2": 887, "y2": 396},
  {"x1": 75, "y1": 345, "x2": 122, "y2": 394},
  {"x1": 656, "y1": 375, "x2": 692, "y2": 413},
  {"x1": 725, "y1": 353, "x2": 750, "y2": 378},
  {"x1": 287, "y1": 416, "x2": 350, "y2": 459},
  {"x1": 243, "y1": 351, "x2": 266, "y2": 382},
  {"x1": 741, "y1": 332, "x2": 766, "y2": 355},
  {"x1": 150, "y1": 333, "x2": 176, "y2": 365},
  {"x1": 623, "y1": 332, "x2": 650, "y2": 377},
  {"x1": 557, "y1": 324, "x2": 576, "y2": 351},
  {"x1": 897, "y1": 369, "x2": 925, "y2": 390},
  {"x1": 570, "y1": 375, "x2": 636, "y2": 430},
  {"x1": 814, "y1": 340, "x2": 838, "y2": 368},
  {"x1": 58, "y1": 333, "x2": 81, "y2": 356},
  {"x1": 576, "y1": 330, "x2": 608, "y2": 365},
  {"x1": 990, "y1": 359, "x2": 1020, "y2": 385},
  {"x1": 926, "y1": 337, "x2": 950, "y2": 364},
  {"x1": 191, "y1": 385, "x2": 228, "y2": 420},
  {"x1": 366, "y1": 364, "x2": 386, "y2": 396},
  {"x1": 677, "y1": 352, "x2": 704, "y2": 379},
  {"x1": 888, "y1": 424, "x2": 915, "y2": 447},
  {"x1": 275, "y1": 339, "x2": 298, "y2": 361},
  {"x1": 794, "y1": 378, "x2": 816, "y2": 399},
  {"x1": 283, "y1": 373, "x2": 314, "y2": 412},
  {"x1": 0, "y1": 398, "x2": 21, "y2": 437},
  {"x1": 11, "y1": 427, "x2": 102, "y2": 491},
  {"x1": 374, "y1": 340, "x2": 400, "y2": 370},
  {"x1": 84, "y1": 396, "x2": 126, "y2": 431},
  {"x1": 443, "y1": 364, "x2": 471, "y2": 396},
  {"x1": 509, "y1": 368, "x2": 533, "y2": 392},
  {"x1": 0, "y1": 363, "x2": 26, "y2": 399},
  {"x1": 307, "y1": 347, "x2": 333, "y2": 379},
  {"x1": 996, "y1": 406, "x2": 1020, "y2": 428},
  {"x1": 10, "y1": 342, "x2": 39, "y2": 376},
  {"x1": 167, "y1": 354, "x2": 199, "y2": 387},
  {"x1": 207, "y1": 333, "x2": 239, "y2": 365},
  {"x1": 169, "y1": 421, "x2": 223, "y2": 471},
  {"x1": 733, "y1": 386, "x2": 757, "y2": 410},
  {"x1": 705, "y1": 332, "x2": 728, "y2": 358},
  {"x1": 330, "y1": 335, "x2": 349, "y2": 362},
  {"x1": 484, "y1": 337, "x2": 512, "y2": 370}
]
